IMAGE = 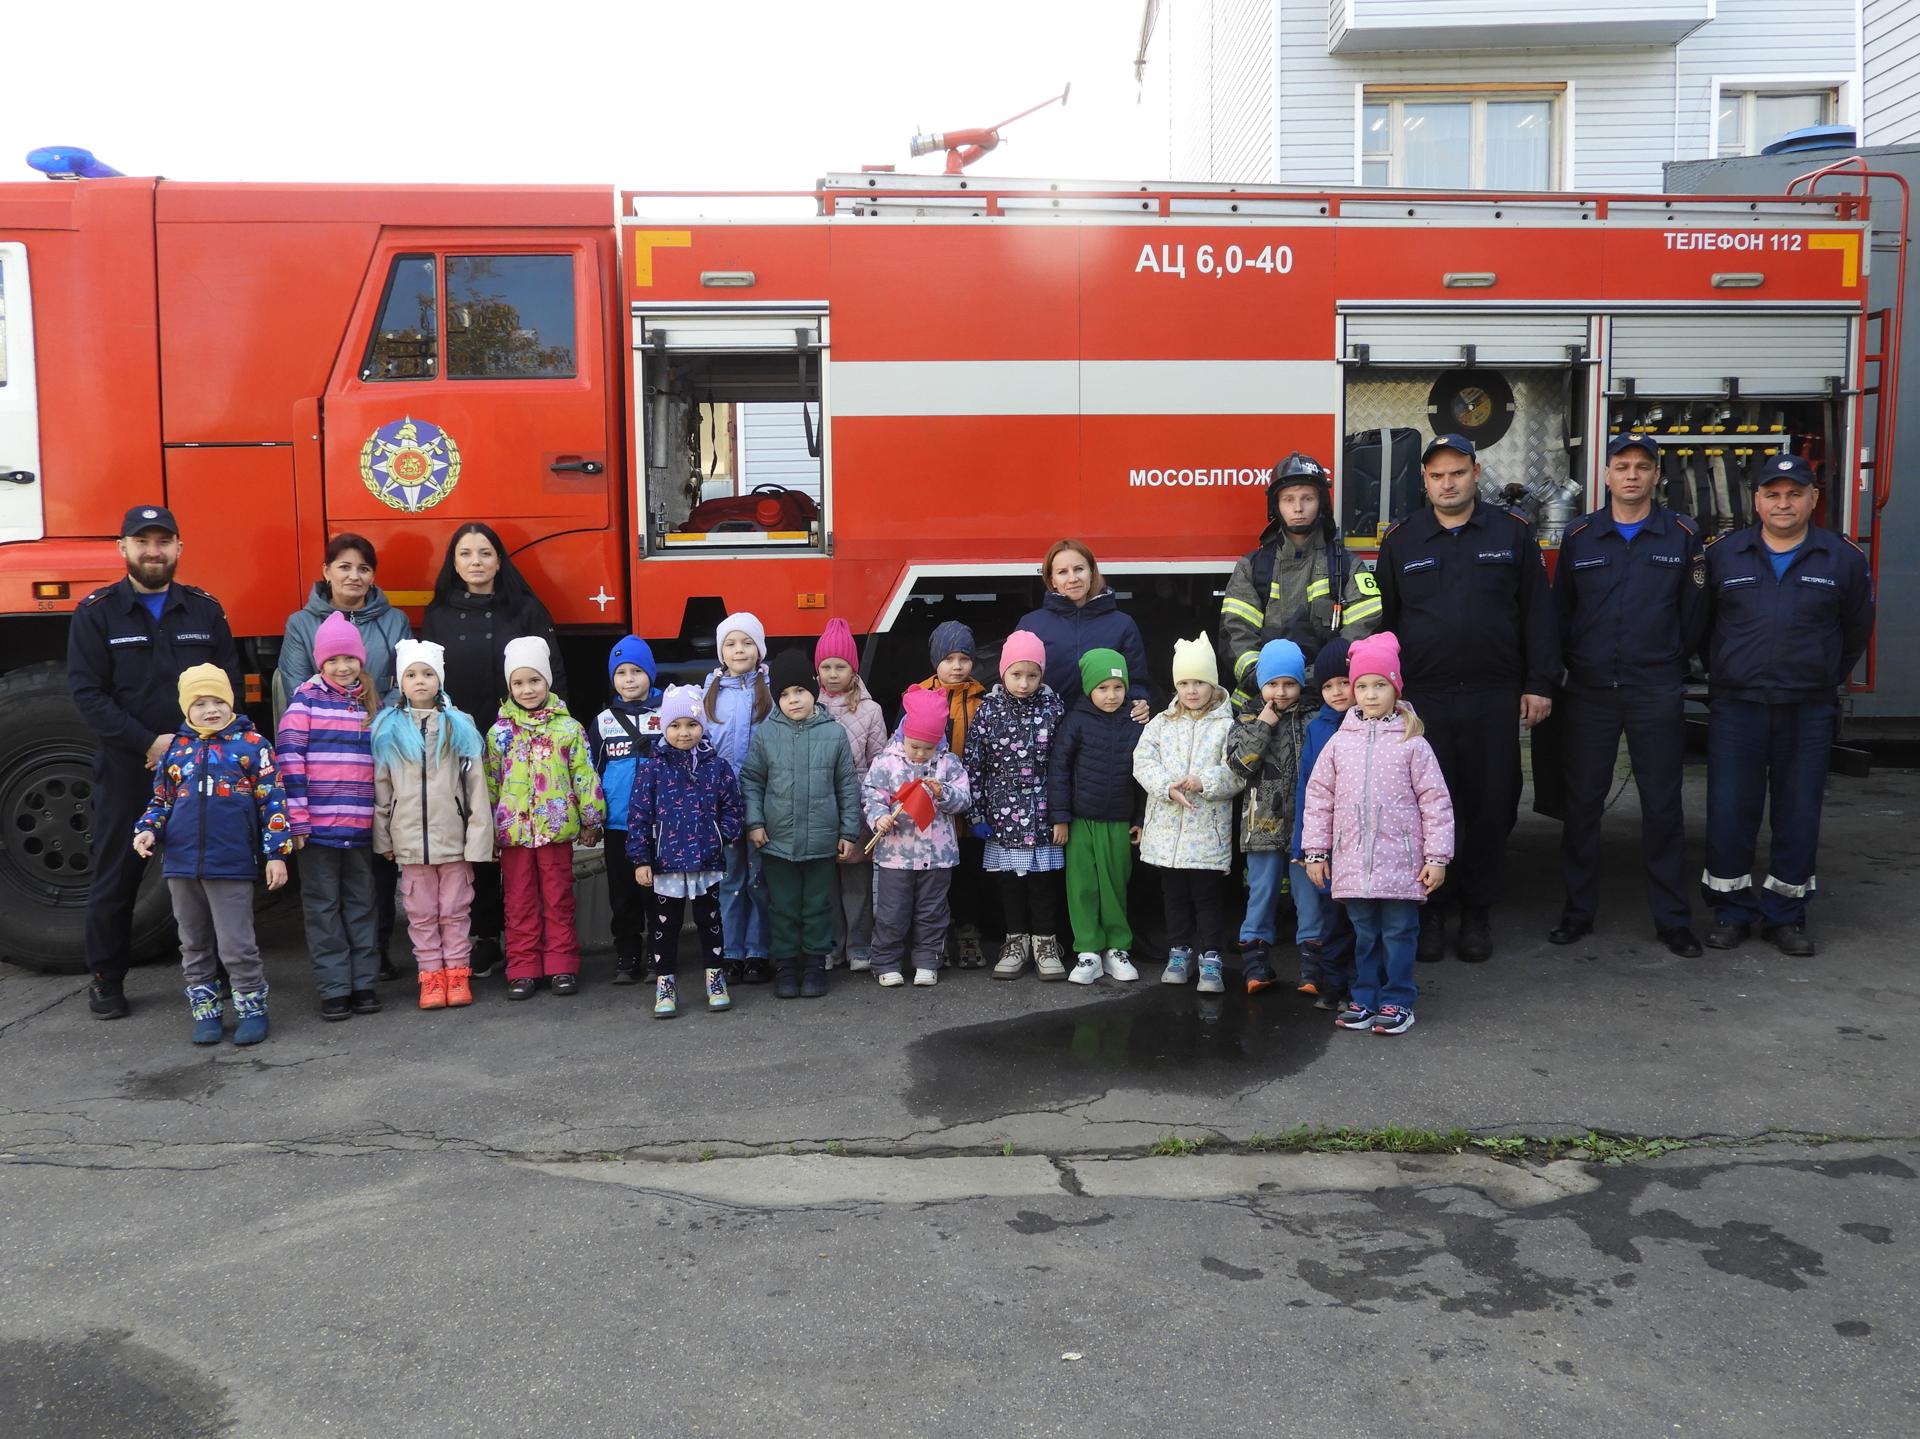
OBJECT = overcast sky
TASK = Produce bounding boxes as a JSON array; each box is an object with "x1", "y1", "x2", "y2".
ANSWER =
[{"x1": 9, "y1": 1, "x2": 1159, "y2": 196}]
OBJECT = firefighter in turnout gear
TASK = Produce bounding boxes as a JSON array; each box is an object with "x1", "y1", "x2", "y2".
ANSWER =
[{"x1": 1220, "y1": 452, "x2": 1383, "y2": 711}]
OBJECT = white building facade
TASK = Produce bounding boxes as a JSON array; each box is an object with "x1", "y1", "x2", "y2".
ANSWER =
[{"x1": 1137, "y1": 0, "x2": 1871, "y2": 190}]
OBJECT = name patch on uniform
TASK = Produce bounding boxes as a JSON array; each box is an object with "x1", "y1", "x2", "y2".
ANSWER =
[
  {"x1": 108, "y1": 635, "x2": 150, "y2": 646},
  {"x1": 1799, "y1": 574, "x2": 1837, "y2": 588},
  {"x1": 1649, "y1": 554, "x2": 1683, "y2": 566},
  {"x1": 173, "y1": 632, "x2": 214, "y2": 643},
  {"x1": 1401, "y1": 557, "x2": 1438, "y2": 574},
  {"x1": 1571, "y1": 557, "x2": 1609, "y2": 571},
  {"x1": 1475, "y1": 549, "x2": 1515, "y2": 563},
  {"x1": 1720, "y1": 575, "x2": 1758, "y2": 589}
]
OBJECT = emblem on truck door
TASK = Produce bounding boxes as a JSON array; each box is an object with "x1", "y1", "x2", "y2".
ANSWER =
[{"x1": 359, "y1": 416, "x2": 461, "y2": 512}]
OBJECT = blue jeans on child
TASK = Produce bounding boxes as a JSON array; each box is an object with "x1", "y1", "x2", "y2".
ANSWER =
[
  {"x1": 1239, "y1": 851, "x2": 1287, "y2": 945},
  {"x1": 719, "y1": 838, "x2": 769, "y2": 961},
  {"x1": 1346, "y1": 898, "x2": 1420, "y2": 1012},
  {"x1": 1289, "y1": 860, "x2": 1324, "y2": 944}
]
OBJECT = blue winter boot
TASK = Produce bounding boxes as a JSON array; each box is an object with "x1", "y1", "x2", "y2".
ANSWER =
[
  {"x1": 186, "y1": 984, "x2": 223, "y2": 1045},
  {"x1": 231, "y1": 984, "x2": 269, "y2": 1046}
]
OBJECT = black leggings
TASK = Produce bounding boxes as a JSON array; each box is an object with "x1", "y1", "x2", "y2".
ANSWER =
[
  {"x1": 995, "y1": 869, "x2": 1061, "y2": 936},
  {"x1": 1159, "y1": 868, "x2": 1226, "y2": 955},
  {"x1": 652, "y1": 889, "x2": 724, "y2": 978}
]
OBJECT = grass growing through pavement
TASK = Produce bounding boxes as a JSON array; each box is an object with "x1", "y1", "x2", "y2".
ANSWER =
[
  {"x1": 1226, "y1": 1126, "x2": 1690, "y2": 1164},
  {"x1": 1147, "y1": 1135, "x2": 1209, "y2": 1157}
]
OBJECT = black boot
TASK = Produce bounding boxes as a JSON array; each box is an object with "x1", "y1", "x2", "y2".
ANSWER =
[
  {"x1": 799, "y1": 956, "x2": 829, "y2": 998},
  {"x1": 742, "y1": 958, "x2": 774, "y2": 985},
  {"x1": 609, "y1": 955, "x2": 641, "y2": 986},
  {"x1": 376, "y1": 950, "x2": 399, "y2": 983},
  {"x1": 1456, "y1": 908, "x2": 1494, "y2": 963},
  {"x1": 1416, "y1": 908, "x2": 1448, "y2": 964},
  {"x1": 772, "y1": 958, "x2": 802, "y2": 999},
  {"x1": 469, "y1": 936, "x2": 503, "y2": 978}
]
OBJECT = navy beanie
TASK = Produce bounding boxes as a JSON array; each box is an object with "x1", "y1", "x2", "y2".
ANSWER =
[
  {"x1": 1312, "y1": 636, "x2": 1352, "y2": 687},
  {"x1": 928, "y1": 620, "x2": 976, "y2": 666},
  {"x1": 608, "y1": 634, "x2": 658, "y2": 686}
]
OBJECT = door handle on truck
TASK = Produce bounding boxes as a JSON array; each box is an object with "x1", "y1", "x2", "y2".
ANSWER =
[
  {"x1": 550, "y1": 459, "x2": 604, "y2": 476},
  {"x1": 2, "y1": 470, "x2": 36, "y2": 485}
]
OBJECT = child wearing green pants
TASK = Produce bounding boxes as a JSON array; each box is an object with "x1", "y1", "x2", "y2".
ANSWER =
[{"x1": 1048, "y1": 649, "x2": 1145, "y2": 981}]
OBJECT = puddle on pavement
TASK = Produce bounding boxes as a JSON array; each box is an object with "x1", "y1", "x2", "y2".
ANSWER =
[
  {"x1": 0, "y1": 1328, "x2": 231, "y2": 1439},
  {"x1": 905, "y1": 984, "x2": 1333, "y2": 1124}
]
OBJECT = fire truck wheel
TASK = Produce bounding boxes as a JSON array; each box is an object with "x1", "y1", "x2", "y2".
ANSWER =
[{"x1": 0, "y1": 663, "x2": 174, "y2": 975}]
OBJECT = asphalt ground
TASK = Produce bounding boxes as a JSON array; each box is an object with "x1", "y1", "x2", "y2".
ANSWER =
[{"x1": 2, "y1": 761, "x2": 1914, "y2": 1436}]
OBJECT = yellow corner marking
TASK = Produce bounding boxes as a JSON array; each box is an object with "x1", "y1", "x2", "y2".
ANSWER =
[
  {"x1": 1809, "y1": 233, "x2": 1860, "y2": 287},
  {"x1": 632, "y1": 230, "x2": 693, "y2": 287}
]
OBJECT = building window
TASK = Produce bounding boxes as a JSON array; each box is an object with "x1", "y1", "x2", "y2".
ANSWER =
[
  {"x1": 1362, "y1": 89, "x2": 1561, "y2": 190},
  {"x1": 1716, "y1": 87, "x2": 1839, "y2": 158}
]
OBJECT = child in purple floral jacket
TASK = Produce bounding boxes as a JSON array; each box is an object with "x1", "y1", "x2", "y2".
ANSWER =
[
  {"x1": 863, "y1": 687, "x2": 972, "y2": 988},
  {"x1": 963, "y1": 630, "x2": 1068, "y2": 982}
]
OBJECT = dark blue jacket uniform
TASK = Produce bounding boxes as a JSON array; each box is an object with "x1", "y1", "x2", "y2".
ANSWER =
[
  {"x1": 68, "y1": 580, "x2": 241, "y2": 761},
  {"x1": 67, "y1": 578, "x2": 240, "y2": 984},
  {"x1": 1554, "y1": 506, "x2": 1707, "y2": 692},
  {"x1": 1376, "y1": 500, "x2": 1560, "y2": 695},
  {"x1": 1048, "y1": 696, "x2": 1145, "y2": 826},
  {"x1": 1704, "y1": 525, "x2": 1875, "y2": 703},
  {"x1": 1016, "y1": 590, "x2": 1152, "y2": 707}
]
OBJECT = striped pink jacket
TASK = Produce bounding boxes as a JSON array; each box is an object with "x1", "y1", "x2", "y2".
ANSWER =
[{"x1": 275, "y1": 676, "x2": 377, "y2": 848}]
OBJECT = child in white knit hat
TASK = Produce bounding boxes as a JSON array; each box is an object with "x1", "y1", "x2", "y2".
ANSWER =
[
  {"x1": 372, "y1": 639, "x2": 494, "y2": 1011},
  {"x1": 1133, "y1": 633, "x2": 1246, "y2": 993},
  {"x1": 485, "y1": 635, "x2": 606, "y2": 1000}
]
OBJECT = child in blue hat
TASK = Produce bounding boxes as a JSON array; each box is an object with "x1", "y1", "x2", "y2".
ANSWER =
[
  {"x1": 1226, "y1": 638, "x2": 1310, "y2": 993},
  {"x1": 590, "y1": 635, "x2": 662, "y2": 984}
]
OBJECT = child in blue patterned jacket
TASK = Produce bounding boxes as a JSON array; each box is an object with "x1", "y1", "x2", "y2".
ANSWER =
[{"x1": 134, "y1": 664, "x2": 293, "y2": 1047}]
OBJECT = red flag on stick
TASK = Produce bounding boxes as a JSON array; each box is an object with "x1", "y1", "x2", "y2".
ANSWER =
[
  {"x1": 892, "y1": 777, "x2": 937, "y2": 833},
  {"x1": 865, "y1": 777, "x2": 939, "y2": 855}
]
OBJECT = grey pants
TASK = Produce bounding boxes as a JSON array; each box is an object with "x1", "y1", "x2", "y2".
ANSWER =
[
  {"x1": 169, "y1": 877, "x2": 265, "y2": 992},
  {"x1": 870, "y1": 866, "x2": 952, "y2": 975},
  {"x1": 830, "y1": 859, "x2": 875, "y2": 967},
  {"x1": 300, "y1": 845, "x2": 379, "y2": 998}
]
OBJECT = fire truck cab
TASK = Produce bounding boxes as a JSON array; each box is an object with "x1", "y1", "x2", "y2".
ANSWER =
[{"x1": 0, "y1": 166, "x2": 1891, "y2": 972}]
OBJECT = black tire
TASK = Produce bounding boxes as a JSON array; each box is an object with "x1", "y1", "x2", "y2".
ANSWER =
[{"x1": 0, "y1": 662, "x2": 173, "y2": 975}]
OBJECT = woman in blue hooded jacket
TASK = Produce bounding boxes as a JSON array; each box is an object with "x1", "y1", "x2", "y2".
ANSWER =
[{"x1": 1017, "y1": 539, "x2": 1152, "y2": 721}]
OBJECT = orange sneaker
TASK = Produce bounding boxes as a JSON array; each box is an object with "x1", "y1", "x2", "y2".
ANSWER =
[
  {"x1": 418, "y1": 970, "x2": 447, "y2": 1010},
  {"x1": 442, "y1": 966, "x2": 473, "y2": 1008}
]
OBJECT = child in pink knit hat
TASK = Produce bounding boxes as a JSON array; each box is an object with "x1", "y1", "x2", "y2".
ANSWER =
[
  {"x1": 814, "y1": 619, "x2": 885, "y2": 971},
  {"x1": 862, "y1": 687, "x2": 973, "y2": 987},
  {"x1": 963, "y1": 630, "x2": 1070, "y2": 981},
  {"x1": 1298, "y1": 631, "x2": 1454, "y2": 1037},
  {"x1": 275, "y1": 607, "x2": 381, "y2": 1020}
]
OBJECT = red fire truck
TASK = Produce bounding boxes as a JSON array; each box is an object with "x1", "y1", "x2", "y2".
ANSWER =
[{"x1": 0, "y1": 165, "x2": 1894, "y2": 972}]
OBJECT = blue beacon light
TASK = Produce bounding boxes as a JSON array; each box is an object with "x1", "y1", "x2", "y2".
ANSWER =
[{"x1": 26, "y1": 146, "x2": 124, "y2": 179}]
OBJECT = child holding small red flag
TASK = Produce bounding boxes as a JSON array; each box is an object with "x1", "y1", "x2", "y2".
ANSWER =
[{"x1": 863, "y1": 687, "x2": 972, "y2": 987}]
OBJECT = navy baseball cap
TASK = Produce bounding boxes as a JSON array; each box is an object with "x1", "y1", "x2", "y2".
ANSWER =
[
  {"x1": 1421, "y1": 433, "x2": 1477, "y2": 464},
  {"x1": 119, "y1": 504, "x2": 179, "y2": 537},
  {"x1": 1606, "y1": 432, "x2": 1663, "y2": 461},
  {"x1": 1751, "y1": 454, "x2": 1817, "y2": 489}
]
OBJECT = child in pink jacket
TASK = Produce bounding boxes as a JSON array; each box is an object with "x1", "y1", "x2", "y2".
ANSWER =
[{"x1": 1300, "y1": 632, "x2": 1453, "y2": 1036}]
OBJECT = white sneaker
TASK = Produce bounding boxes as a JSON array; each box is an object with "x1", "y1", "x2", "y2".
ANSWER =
[
  {"x1": 1068, "y1": 952, "x2": 1103, "y2": 985},
  {"x1": 876, "y1": 971, "x2": 905, "y2": 988},
  {"x1": 1196, "y1": 951, "x2": 1226, "y2": 994},
  {"x1": 848, "y1": 956, "x2": 872, "y2": 973},
  {"x1": 1162, "y1": 948, "x2": 1194, "y2": 985},
  {"x1": 992, "y1": 933, "x2": 1031, "y2": 979},
  {"x1": 913, "y1": 968, "x2": 939, "y2": 987},
  {"x1": 1103, "y1": 949, "x2": 1140, "y2": 982}
]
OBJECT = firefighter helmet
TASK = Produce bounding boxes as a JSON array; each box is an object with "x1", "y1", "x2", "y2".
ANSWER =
[{"x1": 1266, "y1": 451, "x2": 1331, "y2": 525}]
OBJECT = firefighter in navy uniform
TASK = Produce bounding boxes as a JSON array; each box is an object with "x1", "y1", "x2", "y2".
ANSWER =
[
  {"x1": 1548, "y1": 433, "x2": 1708, "y2": 958},
  {"x1": 1700, "y1": 454, "x2": 1874, "y2": 957},
  {"x1": 1376, "y1": 433, "x2": 1559, "y2": 963},
  {"x1": 67, "y1": 505, "x2": 241, "y2": 1018},
  {"x1": 1219, "y1": 451, "x2": 1383, "y2": 710}
]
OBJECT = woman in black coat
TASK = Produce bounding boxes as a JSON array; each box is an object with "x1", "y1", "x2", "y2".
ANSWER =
[{"x1": 420, "y1": 522, "x2": 566, "y2": 974}]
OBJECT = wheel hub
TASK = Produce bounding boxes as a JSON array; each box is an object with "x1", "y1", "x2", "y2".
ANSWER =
[{"x1": 0, "y1": 742, "x2": 96, "y2": 908}]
